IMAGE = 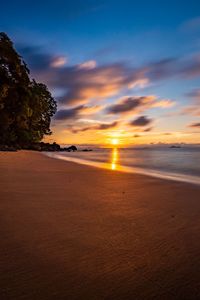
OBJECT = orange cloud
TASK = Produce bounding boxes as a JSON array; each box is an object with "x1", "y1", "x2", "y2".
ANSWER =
[
  {"x1": 151, "y1": 99, "x2": 175, "y2": 108},
  {"x1": 79, "y1": 105, "x2": 103, "y2": 114},
  {"x1": 34, "y1": 62, "x2": 147, "y2": 106}
]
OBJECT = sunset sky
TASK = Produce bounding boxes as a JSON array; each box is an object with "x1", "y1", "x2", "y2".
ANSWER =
[{"x1": 1, "y1": 0, "x2": 200, "y2": 145}]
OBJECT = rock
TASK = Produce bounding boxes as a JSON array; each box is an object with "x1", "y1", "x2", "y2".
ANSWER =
[
  {"x1": 0, "y1": 145, "x2": 17, "y2": 151},
  {"x1": 62, "y1": 145, "x2": 77, "y2": 152},
  {"x1": 25, "y1": 142, "x2": 61, "y2": 151},
  {"x1": 40, "y1": 142, "x2": 61, "y2": 151},
  {"x1": 0, "y1": 142, "x2": 78, "y2": 152}
]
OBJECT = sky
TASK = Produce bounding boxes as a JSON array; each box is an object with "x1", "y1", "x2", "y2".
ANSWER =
[{"x1": 1, "y1": 0, "x2": 200, "y2": 146}]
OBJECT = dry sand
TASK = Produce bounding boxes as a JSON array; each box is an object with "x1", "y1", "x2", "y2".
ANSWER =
[{"x1": 1, "y1": 150, "x2": 200, "y2": 299}]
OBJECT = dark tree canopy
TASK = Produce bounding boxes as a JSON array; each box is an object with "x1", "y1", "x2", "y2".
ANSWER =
[{"x1": 0, "y1": 32, "x2": 57, "y2": 147}]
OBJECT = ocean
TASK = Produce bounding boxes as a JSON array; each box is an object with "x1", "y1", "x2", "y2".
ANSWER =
[{"x1": 46, "y1": 146, "x2": 200, "y2": 185}]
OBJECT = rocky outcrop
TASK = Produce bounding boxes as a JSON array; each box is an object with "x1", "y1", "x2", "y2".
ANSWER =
[
  {"x1": 61, "y1": 145, "x2": 77, "y2": 152},
  {"x1": 0, "y1": 145, "x2": 17, "y2": 151},
  {"x1": 0, "y1": 142, "x2": 78, "y2": 152}
]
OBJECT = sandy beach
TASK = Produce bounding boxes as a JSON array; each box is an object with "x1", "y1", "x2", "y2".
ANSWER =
[{"x1": 1, "y1": 151, "x2": 200, "y2": 299}]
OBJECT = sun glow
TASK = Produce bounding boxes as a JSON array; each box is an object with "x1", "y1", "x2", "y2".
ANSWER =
[
  {"x1": 106, "y1": 130, "x2": 127, "y2": 147},
  {"x1": 111, "y1": 138, "x2": 119, "y2": 146}
]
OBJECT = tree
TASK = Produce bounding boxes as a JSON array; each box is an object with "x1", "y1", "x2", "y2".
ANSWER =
[
  {"x1": 0, "y1": 32, "x2": 57, "y2": 147},
  {"x1": 28, "y1": 80, "x2": 57, "y2": 142}
]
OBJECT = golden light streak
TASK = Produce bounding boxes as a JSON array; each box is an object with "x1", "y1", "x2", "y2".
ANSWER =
[{"x1": 111, "y1": 148, "x2": 118, "y2": 170}]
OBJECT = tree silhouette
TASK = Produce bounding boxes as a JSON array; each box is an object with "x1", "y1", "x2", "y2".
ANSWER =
[{"x1": 0, "y1": 32, "x2": 57, "y2": 147}]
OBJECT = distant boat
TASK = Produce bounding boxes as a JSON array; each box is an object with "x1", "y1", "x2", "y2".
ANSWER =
[
  {"x1": 82, "y1": 149, "x2": 93, "y2": 152},
  {"x1": 170, "y1": 145, "x2": 181, "y2": 149}
]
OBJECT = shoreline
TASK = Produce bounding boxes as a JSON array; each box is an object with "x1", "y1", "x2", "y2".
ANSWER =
[
  {"x1": 1, "y1": 151, "x2": 200, "y2": 299},
  {"x1": 45, "y1": 152, "x2": 200, "y2": 186}
]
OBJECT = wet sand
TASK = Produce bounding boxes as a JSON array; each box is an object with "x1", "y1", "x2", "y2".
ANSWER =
[{"x1": 1, "y1": 150, "x2": 200, "y2": 299}]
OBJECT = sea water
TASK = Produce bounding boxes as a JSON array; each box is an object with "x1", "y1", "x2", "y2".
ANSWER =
[{"x1": 46, "y1": 146, "x2": 200, "y2": 185}]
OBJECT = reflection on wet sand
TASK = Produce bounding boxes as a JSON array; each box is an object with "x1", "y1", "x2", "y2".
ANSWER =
[{"x1": 111, "y1": 148, "x2": 118, "y2": 170}]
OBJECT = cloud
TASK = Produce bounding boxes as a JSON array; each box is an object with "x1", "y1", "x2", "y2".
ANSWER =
[
  {"x1": 50, "y1": 56, "x2": 67, "y2": 68},
  {"x1": 54, "y1": 104, "x2": 103, "y2": 121},
  {"x1": 17, "y1": 42, "x2": 200, "y2": 112},
  {"x1": 143, "y1": 127, "x2": 153, "y2": 132},
  {"x1": 93, "y1": 45, "x2": 116, "y2": 59},
  {"x1": 107, "y1": 96, "x2": 153, "y2": 114},
  {"x1": 52, "y1": 64, "x2": 147, "y2": 105},
  {"x1": 96, "y1": 121, "x2": 118, "y2": 130},
  {"x1": 16, "y1": 44, "x2": 148, "y2": 105},
  {"x1": 77, "y1": 60, "x2": 97, "y2": 70},
  {"x1": 180, "y1": 56, "x2": 200, "y2": 78},
  {"x1": 129, "y1": 115, "x2": 153, "y2": 127},
  {"x1": 33, "y1": 65, "x2": 146, "y2": 106},
  {"x1": 17, "y1": 45, "x2": 53, "y2": 71},
  {"x1": 186, "y1": 88, "x2": 200, "y2": 100},
  {"x1": 181, "y1": 106, "x2": 200, "y2": 117},
  {"x1": 133, "y1": 134, "x2": 141, "y2": 138},
  {"x1": 163, "y1": 132, "x2": 172, "y2": 135},
  {"x1": 189, "y1": 122, "x2": 200, "y2": 128},
  {"x1": 146, "y1": 58, "x2": 177, "y2": 80},
  {"x1": 54, "y1": 105, "x2": 85, "y2": 120},
  {"x1": 71, "y1": 121, "x2": 118, "y2": 133},
  {"x1": 79, "y1": 105, "x2": 103, "y2": 114},
  {"x1": 181, "y1": 89, "x2": 200, "y2": 117},
  {"x1": 146, "y1": 55, "x2": 200, "y2": 80},
  {"x1": 17, "y1": 45, "x2": 67, "y2": 71},
  {"x1": 151, "y1": 99, "x2": 175, "y2": 108},
  {"x1": 106, "y1": 95, "x2": 174, "y2": 115}
]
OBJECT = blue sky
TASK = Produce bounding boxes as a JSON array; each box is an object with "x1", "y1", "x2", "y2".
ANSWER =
[{"x1": 1, "y1": 0, "x2": 200, "y2": 144}]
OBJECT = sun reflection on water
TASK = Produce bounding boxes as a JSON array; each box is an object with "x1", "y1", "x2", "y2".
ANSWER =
[{"x1": 111, "y1": 148, "x2": 118, "y2": 170}]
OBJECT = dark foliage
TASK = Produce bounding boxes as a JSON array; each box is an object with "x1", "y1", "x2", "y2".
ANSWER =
[{"x1": 0, "y1": 32, "x2": 57, "y2": 148}]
